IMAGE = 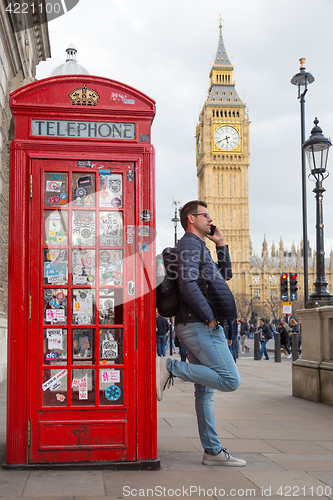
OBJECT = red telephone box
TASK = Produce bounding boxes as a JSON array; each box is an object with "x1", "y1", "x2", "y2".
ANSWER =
[{"x1": 6, "y1": 75, "x2": 158, "y2": 468}]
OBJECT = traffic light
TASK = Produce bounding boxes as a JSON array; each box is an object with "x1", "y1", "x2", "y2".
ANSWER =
[
  {"x1": 280, "y1": 273, "x2": 288, "y2": 300},
  {"x1": 290, "y1": 273, "x2": 298, "y2": 301}
]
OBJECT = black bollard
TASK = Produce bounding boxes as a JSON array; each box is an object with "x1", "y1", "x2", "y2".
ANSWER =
[
  {"x1": 274, "y1": 331, "x2": 281, "y2": 362},
  {"x1": 292, "y1": 332, "x2": 299, "y2": 361},
  {"x1": 254, "y1": 331, "x2": 260, "y2": 360}
]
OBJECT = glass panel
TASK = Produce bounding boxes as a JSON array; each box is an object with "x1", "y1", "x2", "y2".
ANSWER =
[
  {"x1": 71, "y1": 369, "x2": 95, "y2": 406},
  {"x1": 99, "y1": 368, "x2": 123, "y2": 406},
  {"x1": 72, "y1": 289, "x2": 95, "y2": 325},
  {"x1": 45, "y1": 210, "x2": 68, "y2": 246},
  {"x1": 72, "y1": 249, "x2": 95, "y2": 285},
  {"x1": 99, "y1": 250, "x2": 123, "y2": 285},
  {"x1": 44, "y1": 172, "x2": 68, "y2": 207},
  {"x1": 99, "y1": 172, "x2": 123, "y2": 208},
  {"x1": 72, "y1": 211, "x2": 96, "y2": 246},
  {"x1": 73, "y1": 329, "x2": 94, "y2": 364},
  {"x1": 99, "y1": 289, "x2": 123, "y2": 325},
  {"x1": 72, "y1": 172, "x2": 96, "y2": 207},
  {"x1": 99, "y1": 328, "x2": 123, "y2": 364},
  {"x1": 43, "y1": 328, "x2": 67, "y2": 364},
  {"x1": 42, "y1": 368, "x2": 68, "y2": 406},
  {"x1": 99, "y1": 212, "x2": 123, "y2": 246},
  {"x1": 44, "y1": 289, "x2": 68, "y2": 325},
  {"x1": 44, "y1": 249, "x2": 68, "y2": 285}
]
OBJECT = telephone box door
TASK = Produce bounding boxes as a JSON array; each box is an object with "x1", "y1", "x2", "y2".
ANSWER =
[{"x1": 29, "y1": 158, "x2": 137, "y2": 463}]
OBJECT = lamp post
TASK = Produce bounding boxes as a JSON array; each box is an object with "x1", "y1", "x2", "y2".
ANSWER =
[
  {"x1": 171, "y1": 198, "x2": 181, "y2": 246},
  {"x1": 303, "y1": 118, "x2": 333, "y2": 307},
  {"x1": 291, "y1": 58, "x2": 315, "y2": 307}
]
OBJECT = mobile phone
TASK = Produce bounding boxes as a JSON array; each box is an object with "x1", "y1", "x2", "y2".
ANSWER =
[{"x1": 209, "y1": 224, "x2": 216, "y2": 236}]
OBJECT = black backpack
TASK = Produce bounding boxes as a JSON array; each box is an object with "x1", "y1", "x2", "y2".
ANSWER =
[{"x1": 156, "y1": 247, "x2": 181, "y2": 317}]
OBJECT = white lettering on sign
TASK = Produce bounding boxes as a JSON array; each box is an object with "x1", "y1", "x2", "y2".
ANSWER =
[
  {"x1": 31, "y1": 120, "x2": 135, "y2": 140},
  {"x1": 42, "y1": 369, "x2": 67, "y2": 391}
]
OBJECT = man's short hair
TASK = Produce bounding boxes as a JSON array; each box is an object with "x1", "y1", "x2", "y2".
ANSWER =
[
  {"x1": 260, "y1": 318, "x2": 265, "y2": 323},
  {"x1": 179, "y1": 200, "x2": 207, "y2": 230}
]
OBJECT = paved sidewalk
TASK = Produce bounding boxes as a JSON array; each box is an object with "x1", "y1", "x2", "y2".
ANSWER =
[{"x1": 1, "y1": 357, "x2": 333, "y2": 499}]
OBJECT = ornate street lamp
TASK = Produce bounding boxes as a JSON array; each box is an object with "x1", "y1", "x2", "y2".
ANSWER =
[
  {"x1": 171, "y1": 198, "x2": 181, "y2": 246},
  {"x1": 303, "y1": 118, "x2": 333, "y2": 307},
  {"x1": 291, "y1": 58, "x2": 315, "y2": 306}
]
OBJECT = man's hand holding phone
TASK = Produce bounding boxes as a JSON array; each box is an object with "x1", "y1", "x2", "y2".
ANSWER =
[{"x1": 207, "y1": 225, "x2": 225, "y2": 246}]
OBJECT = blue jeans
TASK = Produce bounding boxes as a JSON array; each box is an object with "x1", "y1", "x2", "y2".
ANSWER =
[
  {"x1": 169, "y1": 322, "x2": 241, "y2": 455},
  {"x1": 260, "y1": 339, "x2": 269, "y2": 359},
  {"x1": 156, "y1": 335, "x2": 166, "y2": 356}
]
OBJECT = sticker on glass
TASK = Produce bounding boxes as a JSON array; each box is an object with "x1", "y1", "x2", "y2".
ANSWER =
[
  {"x1": 99, "y1": 250, "x2": 123, "y2": 285},
  {"x1": 46, "y1": 211, "x2": 67, "y2": 245},
  {"x1": 99, "y1": 212, "x2": 123, "y2": 246},
  {"x1": 56, "y1": 393, "x2": 66, "y2": 402},
  {"x1": 47, "y1": 328, "x2": 63, "y2": 350},
  {"x1": 105, "y1": 385, "x2": 121, "y2": 402},
  {"x1": 102, "y1": 339, "x2": 118, "y2": 359},
  {"x1": 101, "y1": 369, "x2": 120, "y2": 383},
  {"x1": 42, "y1": 369, "x2": 67, "y2": 391},
  {"x1": 72, "y1": 249, "x2": 95, "y2": 285},
  {"x1": 72, "y1": 374, "x2": 88, "y2": 400},
  {"x1": 73, "y1": 289, "x2": 94, "y2": 325},
  {"x1": 72, "y1": 211, "x2": 95, "y2": 246},
  {"x1": 73, "y1": 173, "x2": 95, "y2": 207},
  {"x1": 139, "y1": 209, "x2": 152, "y2": 222},
  {"x1": 139, "y1": 226, "x2": 149, "y2": 237},
  {"x1": 99, "y1": 172, "x2": 123, "y2": 207},
  {"x1": 44, "y1": 261, "x2": 68, "y2": 284}
]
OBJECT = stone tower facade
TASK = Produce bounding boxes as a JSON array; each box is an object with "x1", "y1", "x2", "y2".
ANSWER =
[{"x1": 196, "y1": 23, "x2": 251, "y2": 302}]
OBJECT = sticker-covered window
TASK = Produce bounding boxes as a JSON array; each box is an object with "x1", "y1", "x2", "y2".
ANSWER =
[{"x1": 72, "y1": 173, "x2": 96, "y2": 207}]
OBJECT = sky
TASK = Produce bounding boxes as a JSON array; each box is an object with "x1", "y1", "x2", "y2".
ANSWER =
[{"x1": 36, "y1": 0, "x2": 333, "y2": 258}]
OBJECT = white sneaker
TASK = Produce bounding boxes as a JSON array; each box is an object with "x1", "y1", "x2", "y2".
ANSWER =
[
  {"x1": 202, "y1": 448, "x2": 246, "y2": 467},
  {"x1": 156, "y1": 356, "x2": 173, "y2": 401}
]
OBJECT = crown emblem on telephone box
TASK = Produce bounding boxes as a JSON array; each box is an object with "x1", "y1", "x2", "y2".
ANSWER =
[{"x1": 69, "y1": 84, "x2": 100, "y2": 106}]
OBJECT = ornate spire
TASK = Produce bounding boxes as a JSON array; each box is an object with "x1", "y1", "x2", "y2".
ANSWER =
[{"x1": 213, "y1": 23, "x2": 232, "y2": 69}]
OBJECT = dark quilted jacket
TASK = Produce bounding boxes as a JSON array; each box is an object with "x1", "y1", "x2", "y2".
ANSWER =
[{"x1": 174, "y1": 232, "x2": 236, "y2": 325}]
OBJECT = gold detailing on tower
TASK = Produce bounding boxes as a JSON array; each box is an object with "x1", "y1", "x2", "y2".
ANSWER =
[
  {"x1": 69, "y1": 84, "x2": 100, "y2": 106},
  {"x1": 299, "y1": 58, "x2": 306, "y2": 69}
]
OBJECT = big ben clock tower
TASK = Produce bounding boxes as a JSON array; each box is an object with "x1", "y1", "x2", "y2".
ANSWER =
[{"x1": 196, "y1": 23, "x2": 251, "y2": 297}]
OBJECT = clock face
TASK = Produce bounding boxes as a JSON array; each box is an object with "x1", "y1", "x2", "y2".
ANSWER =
[
  {"x1": 215, "y1": 125, "x2": 240, "y2": 151},
  {"x1": 197, "y1": 133, "x2": 201, "y2": 157}
]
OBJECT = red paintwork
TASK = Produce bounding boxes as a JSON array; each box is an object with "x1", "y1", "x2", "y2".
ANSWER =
[{"x1": 7, "y1": 76, "x2": 157, "y2": 465}]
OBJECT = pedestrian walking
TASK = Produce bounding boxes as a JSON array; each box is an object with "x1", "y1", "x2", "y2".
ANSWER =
[
  {"x1": 258, "y1": 318, "x2": 271, "y2": 360},
  {"x1": 156, "y1": 312, "x2": 169, "y2": 357},
  {"x1": 156, "y1": 200, "x2": 246, "y2": 467}
]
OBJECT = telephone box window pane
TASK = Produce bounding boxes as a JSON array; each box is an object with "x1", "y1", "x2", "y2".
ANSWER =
[
  {"x1": 99, "y1": 328, "x2": 123, "y2": 364},
  {"x1": 44, "y1": 249, "x2": 68, "y2": 285},
  {"x1": 99, "y1": 289, "x2": 123, "y2": 325},
  {"x1": 99, "y1": 250, "x2": 123, "y2": 285},
  {"x1": 99, "y1": 212, "x2": 123, "y2": 246},
  {"x1": 71, "y1": 369, "x2": 95, "y2": 406},
  {"x1": 99, "y1": 172, "x2": 123, "y2": 208},
  {"x1": 44, "y1": 289, "x2": 68, "y2": 325},
  {"x1": 45, "y1": 210, "x2": 68, "y2": 246},
  {"x1": 42, "y1": 369, "x2": 68, "y2": 407},
  {"x1": 44, "y1": 172, "x2": 68, "y2": 207},
  {"x1": 72, "y1": 289, "x2": 95, "y2": 325},
  {"x1": 72, "y1": 211, "x2": 96, "y2": 246},
  {"x1": 72, "y1": 249, "x2": 95, "y2": 285},
  {"x1": 73, "y1": 329, "x2": 94, "y2": 364},
  {"x1": 43, "y1": 328, "x2": 67, "y2": 364},
  {"x1": 99, "y1": 368, "x2": 123, "y2": 406},
  {"x1": 72, "y1": 173, "x2": 96, "y2": 207}
]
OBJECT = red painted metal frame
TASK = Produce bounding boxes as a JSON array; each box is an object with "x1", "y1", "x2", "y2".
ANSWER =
[{"x1": 7, "y1": 76, "x2": 157, "y2": 466}]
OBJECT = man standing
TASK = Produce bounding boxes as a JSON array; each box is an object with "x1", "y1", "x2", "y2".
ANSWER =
[
  {"x1": 258, "y1": 318, "x2": 271, "y2": 360},
  {"x1": 156, "y1": 312, "x2": 169, "y2": 357},
  {"x1": 240, "y1": 317, "x2": 250, "y2": 353},
  {"x1": 156, "y1": 200, "x2": 245, "y2": 467}
]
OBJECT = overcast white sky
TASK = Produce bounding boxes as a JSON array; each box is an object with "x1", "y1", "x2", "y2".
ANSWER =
[{"x1": 37, "y1": 0, "x2": 333, "y2": 258}]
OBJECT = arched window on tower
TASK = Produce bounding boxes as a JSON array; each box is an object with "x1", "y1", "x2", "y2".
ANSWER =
[{"x1": 212, "y1": 110, "x2": 215, "y2": 117}]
